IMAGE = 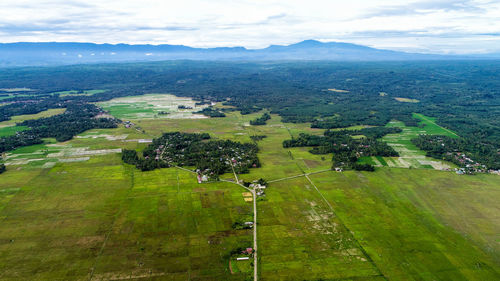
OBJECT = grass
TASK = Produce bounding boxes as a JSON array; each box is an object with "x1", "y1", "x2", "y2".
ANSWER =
[
  {"x1": 327, "y1": 88, "x2": 349, "y2": 93},
  {"x1": 308, "y1": 169, "x2": 500, "y2": 280},
  {"x1": 97, "y1": 93, "x2": 209, "y2": 120},
  {"x1": 54, "y1": 89, "x2": 107, "y2": 97},
  {"x1": 360, "y1": 113, "x2": 459, "y2": 169},
  {"x1": 1, "y1": 107, "x2": 499, "y2": 280},
  {"x1": 0, "y1": 108, "x2": 66, "y2": 128},
  {"x1": 395, "y1": 97, "x2": 420, "y2": 103},
  {"x1": 0, "y1": 125, "x2": 29, "y2": 137},
  {"x1": 258, "y1": 176, "x2": 383, "y2": 280},
  {"x1": 0, "y1": 155, "x2": 253, "y2": 280},
  {"x1": 0, "y1": 88, "x2": 32, "y2": 92}
]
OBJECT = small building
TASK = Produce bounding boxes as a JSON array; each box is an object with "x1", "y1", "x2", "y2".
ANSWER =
[{"x1": 236, "y1": 257, "x2": 249, "y2": 261}]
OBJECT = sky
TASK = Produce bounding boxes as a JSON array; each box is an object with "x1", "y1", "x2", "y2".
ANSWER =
[{"x1": 1, "y1": 0, "x2": 500, "y2": 54}]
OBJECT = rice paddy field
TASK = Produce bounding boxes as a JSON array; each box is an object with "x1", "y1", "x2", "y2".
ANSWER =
[
  {"x1": 0, "y1": 94, "x2": 499, "y2": 280},
  {"x1": 97, "y1": 94, "x2": 209, "y2": 120},
  {"x1": 359, "y1": 113, "x2": 458, "y2": 170}
]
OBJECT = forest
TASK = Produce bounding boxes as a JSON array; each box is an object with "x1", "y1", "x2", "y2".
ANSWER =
[{"x1": 0, "y1": 61, "x2": 499, "y2": 170}]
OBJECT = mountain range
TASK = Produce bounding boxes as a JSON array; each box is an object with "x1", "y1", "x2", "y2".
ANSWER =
[{"x1": 1, "y1": 40, "x2": 498, "y2": 66}]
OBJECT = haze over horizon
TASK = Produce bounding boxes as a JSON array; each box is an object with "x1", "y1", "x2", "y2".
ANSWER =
[{"x1": 1, "y1": 0, "x2": 500, "y2": 55}]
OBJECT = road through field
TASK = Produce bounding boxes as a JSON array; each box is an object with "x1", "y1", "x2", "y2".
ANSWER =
[{"x1": 229, "y1": 162, "x2": 258, "y2": 281}]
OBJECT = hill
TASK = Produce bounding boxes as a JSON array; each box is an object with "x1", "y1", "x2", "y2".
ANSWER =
[{"x1": 0, "y1": 40, "x2": 474, "y2": 66}]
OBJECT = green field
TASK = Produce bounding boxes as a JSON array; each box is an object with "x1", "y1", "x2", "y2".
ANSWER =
[
  {"x1": 0, "y1": 125, "x2": 29, "y2": 137},
  {"x1": 258, "y1": 176, "x2": 384, "y2": 280},
  {"x1": 308, "y1": 169, "x2": 500, "y2": 280},
  {"x1": 0, "y1": 108, "x2": 66, "y2": 138},
  {"x1": 0, "y1": 105, "x2": 499, "y2": 280},
  {"x1": 0, "y1": 108, "x2": 66, "y2": 128},
  {"x1": 0, "y1": 155, "x2": 253, "y2": 280},
  {"x1": 54, "y1": 89, "x2": 107, "y2": 96},
  {"x1": 359, "y1": 113, "x2": 458, "y2": 170},
  {"x1": 97, "y1": 94, "x2": 209, "y2": 120}
]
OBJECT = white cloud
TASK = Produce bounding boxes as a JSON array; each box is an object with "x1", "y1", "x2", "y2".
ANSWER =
[{"x1": 0, "y1": 0, "x2": 499, "y2": 54}]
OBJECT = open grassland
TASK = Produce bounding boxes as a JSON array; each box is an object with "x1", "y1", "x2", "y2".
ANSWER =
[
  {"x1": 308, "y1": 169, "x2": 500, "y2": 280},
  {"x1": 97, "y1": 94, "x2": 209, "y2": 120},
  {"x1": 360, "y1": 113, "x2": 458, "y2": 169}
]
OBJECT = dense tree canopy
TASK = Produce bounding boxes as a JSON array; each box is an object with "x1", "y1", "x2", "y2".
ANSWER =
[
  {"x1": 1, "y1": 61, "x2": 499, "y2": 170},
  {"x1": 122, "y1": 132, "x2": 260, "y2": 178}
]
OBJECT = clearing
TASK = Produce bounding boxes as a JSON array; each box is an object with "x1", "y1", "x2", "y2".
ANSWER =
[
  {"x1": 97, "y1": 93, "x2": 209, "y2": 120},
  {"x1": 359, "y1": 113, "x2": 457, "y2": 170},
  {"x1": 395, "y1": 97, "x2": 420, "y2": 103}
]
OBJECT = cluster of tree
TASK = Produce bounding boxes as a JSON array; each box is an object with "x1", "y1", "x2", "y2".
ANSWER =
[
  {"x1": 250, "y1": 113, "x2": 271, "y2": 125},
  {"x1": 195, "y1": 100, "x2": 212, "y2": 106},
  {"x1": 353, "y1": 127, "x2": 402, "y2": 139},
  {"x1": 1, "y1": 60, "x2": 499, "y2": 159},
  {"x1": 122, "y1": 132, "x2": 261, "y2": 176},
  {"x1": 311, "y1": 111, "x2": 392, "y2": 129},
  {"x1": 0, "y1": 103, "x2": 118, "y2": 153},
  {"x1": 195, "y1": 107, "x2": 226, "y2": 117},
  {"x1": 283, "y1": 129, "x2": 398, "y2": 170},
  {"x1": 0, "y1": 131, "x2": 43, "y2": 153},
  {"x1": 412, "y1": 135, "x2": 500, "y2": 170},
  {"x1": 0, "y1": 164, "x2": 5, "y2": 174},
  {"x1": 250, "y1": 135, "x2": 267, "y2": 142},
  {"x1": 177, "y1": 105, "x2": 193, "y2": 109},
  {"x1": 121, "y1": 149, "x2": 170, "y2": 171},
  {"x1": 239, "y1": 106, "x2": 262, "y2": 115},
  {"x1": 232, "y1": 221, "x2": 253, "y2": 230}
]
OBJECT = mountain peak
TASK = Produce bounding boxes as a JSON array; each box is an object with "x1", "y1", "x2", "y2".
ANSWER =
[{"x1": 292, "y1": 39, "x2": 324, "y2": 46}]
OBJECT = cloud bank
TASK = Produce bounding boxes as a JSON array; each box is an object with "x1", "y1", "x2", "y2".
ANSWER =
[{"x1": 0, "y1": 0, "x2": 499, "y2": 54}]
